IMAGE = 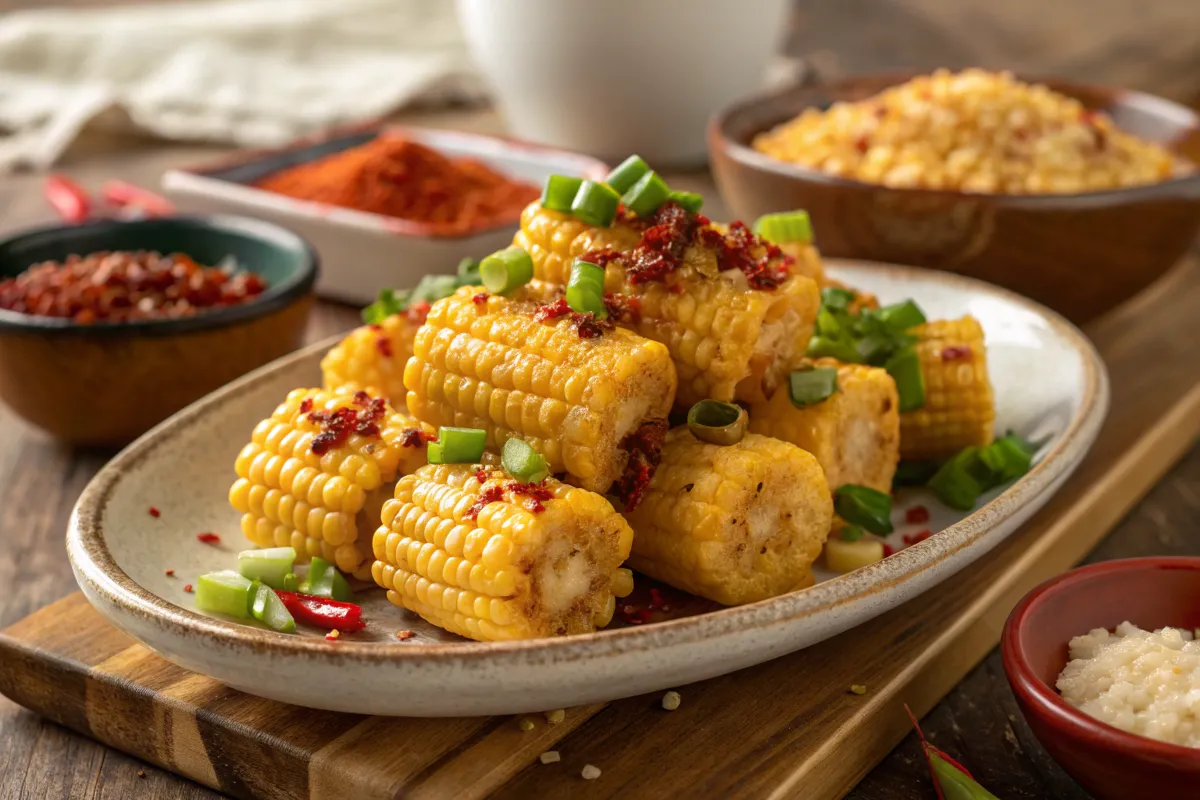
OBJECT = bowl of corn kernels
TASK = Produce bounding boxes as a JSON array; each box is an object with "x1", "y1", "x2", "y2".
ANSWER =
[{"x1": 710, "y1": 69, "x2": 1200, "y2": 322}]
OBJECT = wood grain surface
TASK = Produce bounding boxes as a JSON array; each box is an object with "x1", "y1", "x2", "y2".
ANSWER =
[{"x1": 0, "y1": 1, "x2": 1197, "y2": 798}]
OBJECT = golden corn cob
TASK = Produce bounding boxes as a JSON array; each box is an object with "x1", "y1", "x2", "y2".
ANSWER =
[
  {"x1": 778, "y1": 241, "x2": 825, "y2": 284},
  {"x1": 900, "y1": 316, "x2": 995, "y2": 460},
  {"x1": 749, "y1": 359, "x2": 900, "y2": 493},
  {"x1": 320, "y1": 312, "x2": 422, "y2": 406},
  {"x1": 230, "y1": 387, "x2": 430, "y2": 580},
  {"x1": 403, "y1": 286, "x2": 676, "y2": 496},
  {"x1": 622, "y1": 429, "x2": 833, "y2": 605},
  {"x1": 372, "y1": 462, "x2": 635, "y2": 641},
  {"x1": 514, "y1": 203, "x2": 821, "y2": 407}
]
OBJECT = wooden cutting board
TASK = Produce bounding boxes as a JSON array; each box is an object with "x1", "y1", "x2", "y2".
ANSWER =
[{"x1": 2, "y1": 258, "x2": 1199, "y2": 800}]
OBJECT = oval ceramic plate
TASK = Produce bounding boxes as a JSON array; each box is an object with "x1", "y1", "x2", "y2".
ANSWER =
[{"x1": 68, "y1": 261, "x2": 1109, "y2": 717}]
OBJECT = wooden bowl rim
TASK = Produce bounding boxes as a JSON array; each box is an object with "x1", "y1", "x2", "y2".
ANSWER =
[
  {"x1": 0, "y1": 214, "x2": 319, "y2": 338},
  {"x1": 711, "y1": 70, "x2": 1200, "y2": 204}
]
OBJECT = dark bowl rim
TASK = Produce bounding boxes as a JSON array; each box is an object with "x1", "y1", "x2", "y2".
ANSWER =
[
  {"x1": 711, "y1": 70, "x2": 1200, "y2": 205},
  {"x1": 1001, "y1": 556, "x2": 1200, "y2": 762},
  {"x1": 0, "y1": 214, "x2": 319, "y2": 337}
]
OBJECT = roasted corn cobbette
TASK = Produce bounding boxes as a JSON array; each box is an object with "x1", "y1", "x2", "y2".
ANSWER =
[
  {"x1": 622, "y1": 428, "x2": 833, "y2": 605},
  {"x1": 320, "y1": 312, "x2": 422, "y2": 405},
  {"x1": 372, "y1": 462, "x2": 634, "y2": 641},
  {"x1": 230, "y1": 387, "x2": 430, "y2": 580},
  {"x1": 900, "y1": 316, "x2": 995, "y2": 460},
  {"x1": 403, "y1": 286, "x2": 676, "y2": 496}
]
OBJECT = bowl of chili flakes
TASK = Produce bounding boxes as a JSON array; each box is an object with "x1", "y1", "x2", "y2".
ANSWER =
[{"x1": 0, "y1": 214, "x2": 317, "y2": 446}]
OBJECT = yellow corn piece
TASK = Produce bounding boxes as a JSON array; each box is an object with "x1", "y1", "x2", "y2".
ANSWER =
[
  {"x1": 403, "y1": 286, "x2": 676, "y2": 495},
  {"x1": 514, "y1": 203, "x2": 821, "y2": 407},
  {"x1": 622, "y1": 428, "x2": 832, "y2": 605},
  {"x1": 372, "y1": 463, "x2": 634, "y2": 641},
  {"x1": 749, "y1": 359, "x2": 900, "y2": 493},
  {"x1": 778, "y1": 241, "x2": 825, "y2": 284},
  {"x1": 320, "y1": 312, "x2": 421, "y2": 405},
  {"x1": 900, "y1": 316, "x2": 995, "y2": 460},
  {"x1": 230, "y1": 387, "x2": 430, "y2": 580}
]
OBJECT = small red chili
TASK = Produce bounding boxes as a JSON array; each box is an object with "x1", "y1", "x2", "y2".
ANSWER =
[
  {"x1": 148, "y1": 506, "x2": 161, "y2": 518},
  {"x1": 196, "y1": 532, "x2": 221, "y2": 544},
  {"x1": 275, "y1": 591, "x2": 366, "y2": 631},
  {"x1": 43, "y1": 174, "x2": 91, "y2": 223}
]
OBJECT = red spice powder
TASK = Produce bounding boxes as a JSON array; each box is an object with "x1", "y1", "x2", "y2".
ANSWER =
[
  {"x1": 148, "y1": 506, "x2": 161, "y2": 518},
  {"x1": 941, "y1": 346, "x2": 972, "y2": 362},
  {"x1": 905, "y1": 505, "x2": 930, "y2": 525},
  {"x1": 254, "y1": 136, "x2": 539, "y2": 235},
  {"x1": 196, "y1": 532, "x2": 221, "y2": 544}
]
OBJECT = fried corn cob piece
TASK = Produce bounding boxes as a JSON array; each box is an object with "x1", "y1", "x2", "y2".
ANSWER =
[
  {"x1": 900, "y1": 316, "x2": 995, "y2": 460},
  {"x1": 749, "y1": 359, "x2": 900, "y2": 493},
  {"x1": 515, "y1": 203, "x2": 821, "y2": 407},
  {"x1": 231, "y1": 387, "x2": 430, "y2": 580},
  {"x1": 778, "y1": 241, "x2": 825, "y2": 284},
  {"x1": 623, "y1": 429, "x2": 833, "y2": 606},
  {"x1": 320, "y1": 312, "x2": 422, "y2": 405},
  {"x1": 372, "y1": 462, "x2": 635, "y2": 641},
  {"x1": 404, "y1": 286, "x2": 676, "y2": 495}
]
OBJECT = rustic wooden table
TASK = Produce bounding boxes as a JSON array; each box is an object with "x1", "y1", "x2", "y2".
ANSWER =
[{"x1": 0, "y1": 1, "x2": 1198, "y2": 798}]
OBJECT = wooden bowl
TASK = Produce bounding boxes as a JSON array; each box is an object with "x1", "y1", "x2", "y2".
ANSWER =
[
  {"x1": 0, "y1": 215, "x2": 317, "y2": 446},
  {"x1": 709, "y1": 73, "x2": 1200, "y2": 322},
  {"x1": 1002, "y1": 558, "x2": 1200, "y2": 800}
]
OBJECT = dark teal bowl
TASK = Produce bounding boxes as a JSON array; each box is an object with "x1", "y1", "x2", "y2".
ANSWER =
[{"x1": 0, "y1": 215, "x2": 318, "y2": 445}]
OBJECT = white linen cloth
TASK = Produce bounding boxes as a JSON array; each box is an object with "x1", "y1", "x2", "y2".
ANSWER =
[{"x1": 0, "y1": 0, "x2": 482, "y2": 171}]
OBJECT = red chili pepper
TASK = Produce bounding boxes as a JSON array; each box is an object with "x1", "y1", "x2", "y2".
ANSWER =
[
  {"x1": 44, "y1": 174, "x2": 91, "y2": 223},
  {"x1": 275, "y1": 591, "x2": 366, "y2": 631},
  {"x1": 196, "y1": 532, "x2": 221, "y2": 544},
  {"x1": 101, "y1": 180, "x2": 175, "y2": 216}
]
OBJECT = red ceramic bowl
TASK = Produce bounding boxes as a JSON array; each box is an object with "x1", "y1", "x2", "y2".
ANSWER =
[{"x1": 1002, "y1": 558, "x2": 1200, "y2": 799}]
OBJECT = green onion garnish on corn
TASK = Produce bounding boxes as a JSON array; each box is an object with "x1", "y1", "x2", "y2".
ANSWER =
[
  {"x1": 604, "y1": 155, "x2": 651, "y2": 194},
  {"x1": 807, "y1": 335, "x2": 861, "y2": 363},
  {"x1": 427, "y1": 427, "x2": 487, "y2": 465},
  {"x1": 668, "y1": 190, "x2": 704, "y2": 213},
  {"x1": 752, "y1": 210, "x2": 814, "y2": 245},
  {"x1": 566, "y1": 259, "x2": 608, "y2": 317},
  {"x1": 502, "y1": 437, "x2": 549, "y2": 483},
  {"x1": 788, "y1": 366, "x2": 839, "y2": 408},
  {"x1": 820, "y1": 287, "x2": 856, "y2": 312},
  {"x1": 878, "y1": 300, "x2": 926, "y2": 333},
  {"x1": 570, "y1": 180, "x2": 621, "y2": 227},
  {"x1": 834, "y1": 484, "x2": 894, "y2": 535},
  {"x1": 928, "y1": 433, "x2": 1036, "y2": 510},
  {"x1": 885, "y1": 347, "x2": 926, "y2": 412},
  {"x1": 541, "y1": 175, "x2": 584, "y2": 213},
  {"x1": 237, "y1": 546, "x2": 296, "y2": 590},
  {"x1": 686, "y1": 399, "x2": 748, "y2": 445},
  {"x1": 480, "y1": 246, "x2": 534, "y2": 294},
  {"x1": 622, "y1": 170, "x2": 671, "y2": 218}
]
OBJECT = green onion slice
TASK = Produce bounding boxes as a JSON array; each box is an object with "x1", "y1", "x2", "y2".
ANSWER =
[
  {"x1": 668, "y1": 190, "x2": 704, "y2": 213},
  {"x1": 752, "y1": 210, "x2": 814, "y2": 245},
  {"x1": 541, "y1": 174, "x2": 583, "y2": 213},
  {"x1": 788, "y1": 366, "x2": 839, "y2": 408},
  {"x1": 928, "y1": 447, "x2": 987, "y2": 511},
  {"x1": 300, "y1": 557, "x2": 354, "y2": 602},
  {"x1": 570, "y1": 180, "x2": 621, "y2": 227},
  {"x1": 877, "y1": 299, "x2": 927, "y2": 333},
  {"x1": 885, "y1": 347, "x2": 926, "y2": 412},
  {"x1": 604, "y1": 155, "x2": 651, "y2": 194},
  {"x1": 980, "y1": 434, "x2": 1033, "y2": 481},
  {"x1": 195, "y1": 570, "x2": 254, "y2": 619},
  {"x1": 833, "y1": 485, "x2": 894, "y2": 535},
  {"x1": 480, "y1": 246, "x2": 534, "y2": 294},
  {"x1": 456, "y1": 257, "x2": 482, "y2": 286},
  {"x1": 237, "y1": 546, "x2": 297, "y2": 590},
  {"x1": 249, "y1": 580, "x2": 296, "y2": 632},
  {"x1": 566, "y1": 260, "x2": 608, "y2": 317},
  {"x1": 686, "y1": 400, "x2": 748, "y2": 446},
  {"x1": 820, "y1": 287, "x2": 856, "y2": 312},
  {"x1": 502, "y1": 437, "x2": 550, "y2": 483},
  {"x1": 621, "y1": 170, "x2": 671, "y2": 219},
  {"x1": 807, "y1": 335, "x2": 862, "y2": 363},
  {"x1": 427, "y1": 427, "x2": 486, "y2": 464}
]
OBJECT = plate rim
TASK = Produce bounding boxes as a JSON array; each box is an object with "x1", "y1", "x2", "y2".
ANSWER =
[{"x1": 67, "y1": 260, "x2": 1109, "y2": 666}]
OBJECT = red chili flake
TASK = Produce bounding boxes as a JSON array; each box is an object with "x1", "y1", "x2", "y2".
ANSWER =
[
  {"x1": 396, "y1": 630, "x2": 415, "y2": 641},
  {"x1": 474, "y1": 468, "x2": 490, "y2": 483},
  {"x1": 472, "y1": 292, "x2": 489, "y2": 306},
  {"x1": 571, "y1": 312, "x2": 611, "y2": 339},
  {"x1": 465, "y1": 484, "x2": 506, "y2": 521},
  {"x1": 704, "y1": 220, "x2": 792, "y2": 290},
  {"x1": 941, "y1": 346, "x2": 972, "y2": 362},
  {"x1": 148, "y1": 506, "x2": 161, "y2": 518},
  {"x1": 400, "y1": 428, "x2": 436, "y2": 448},
  {"x1": 368, "y1": 324, "x2": 383, "y2": 332},
  {"x1": 406, "y1": 300, "x2": 431, "y2": 325},
  {"x1": 854, "y1": 136, "x2": 870, "y2": 154},
  {"x1": 299, "y1": 397, "x2": 314, "y2": 414},
  {"x1": 165, "y1": 569, "x2": 175, "y2": 577},
  {"x1": 325, "y1": 629, "x2": 341, "y2": 641},
  {"x1": 905, "y1": 506, "x2": 930, "y2": 525},
  {"x1": 625, "y1": 202, "x2": 696, "y2": 284},
  {"x1": 183, "y1": 584, "x2": 193, "y2": 593},
  {"x1": 196, "y1": 532, "x2": 221, "y2": 544},
  {"x1": 603, "y1": 293, "x2": 641, "y2": 324},
  {"x1": 648, "y1": 588, "x2": 664, "y2": 607},
  {"x1": 375, "y1": 334, "x2": 393, "y2": 357},
  {"x1": 507, "y1": 480, "x2": 553, "y2": 514},
  {"x1": 614, "y1": 419, "x2": 668, "y2": 511},
  {"x1": 882, "y1": 543, "x2": 896, "y2": 557},
  {"x1": 579, "y1": 249, "x2": 623, "y2": 268},
  {"x1": 534, "y1": 297, "x2": 571, "y2": 323},
  {"x1": 310, "y1": 392, "x2": 387, "y2": 454},
  {"x1": 903, "y1": 530, "x2": 931, "y2": 546}
]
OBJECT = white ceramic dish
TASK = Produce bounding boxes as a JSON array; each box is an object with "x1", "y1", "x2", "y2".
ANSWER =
[
  {"x1": 67, "y1": 261, "x2": 1108, "y2": 717},
  {"x1": 162, "y1": 125, "x2": 608, "y2": 305}
]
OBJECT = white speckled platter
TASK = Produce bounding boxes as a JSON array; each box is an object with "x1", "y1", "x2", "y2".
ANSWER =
[{"x1": 67, "y1": 260, "x2": 1108, "y2": 717}]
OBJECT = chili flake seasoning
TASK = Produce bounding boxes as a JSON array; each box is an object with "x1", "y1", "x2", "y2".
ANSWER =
[
  {"x1": 308, "y1": 392, "x2": 387, "y2": 454},
  {"x1": 196, "y1": 532, "x2": 221, "y2": 544}
]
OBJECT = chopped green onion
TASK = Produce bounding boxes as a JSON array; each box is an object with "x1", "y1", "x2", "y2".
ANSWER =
[
  {"x1": 604, "y1": 155, "x2": 650, "y2": 194},
  {"x1": 480, "y1": 246, "x2": 534, "y2": 294},
  {"x1": 502, "y1": 437, "x2": 549, "y2": 483},
  {"x1": 195, "y1": 570, "x2": 254, "y2": 619},
  {"x1": 361, "y1": 288, "x2": 408, "y2": 324},
  {"x1": 886, "y1": 347, "x2": 926, "y2": 412},
  {"x1": 893, "y1": 460, "x2": 940, "y2": 487},
  {"x1": 249, "y1": 580, "x2": 296, "y2": 633},
  {"x1": 928, "y1": 447, "x2": 987, "y2": 511},
  {"x1": 833, "y1": 485, "x2": 894, "y2": 535},
  {"x1": 789, "y1": 367, "x2": 839, "y2": 408},
  {"x1": 541, "y1": 174, "x2": 583, "y2": 213},
  {"x1": 427, "y1": 427, "x2": 487, "y2": 464},
  {"x1": 237, "y1": 547, "x2": 296, "y2": 590},
  {"x1": 299, "y1": 557, "x2": 353, "y2": 602},
  {"x1": 282, "y1": 572, "x2": 301, "y2": 592},
  {"x1": 456, "y1": 257, "x2": 481, "y2": 285},
  {"x1": 752, "y1": 210, "x2": 814, "y2": 245},
  {"x1": 980, "y1": 434, "x2": 1033, "y2": 481},
  {"x1": 839, "y1": 525, "x2": 865, "y2": 542},
  {"x1": 820, "y1": 287, "x2": 856, "y2": 312},
  {"x1": 855, "y1": 334, "x2": 893, "y2": 365},
  {"x1": 570, "y1": 180, "x2": 621, "y2": 227},
  {"x1": 877, "y1": 300, "x2": 926, "y2": 333},
  {"x1": 815, "y1": 308, "x2": 842, "y2": 337},
  {"x1": 668, "y1": 190, "x2": 704, "y2": 213},
  {"x1": 686, "y1": 400, "x2": 748, "y2": 445},
  {"x1": 807, "y1": 335, "x2": 862, "y2": 363},
  {"x1": 566, "y1": 260, "x2": 608, "y2": 317},
  {"x1": 621, "y1": 170, "x2": 671, "y2": 218}
]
